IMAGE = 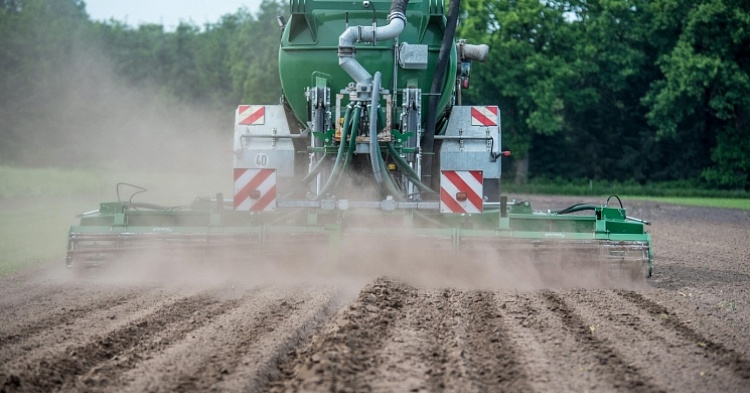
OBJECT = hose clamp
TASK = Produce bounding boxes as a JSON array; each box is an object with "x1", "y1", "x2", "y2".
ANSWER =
[
  {"x1": 387, "y1": 11, "x2": 406, "y2": 24},
  {"x1": 338, "y1": 46, "x2": 356, "y2": 57}
]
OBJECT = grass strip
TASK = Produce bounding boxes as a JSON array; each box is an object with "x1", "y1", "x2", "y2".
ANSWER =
[{"x1": 622, "y1": 196, "x2": 750, "y2": 211}]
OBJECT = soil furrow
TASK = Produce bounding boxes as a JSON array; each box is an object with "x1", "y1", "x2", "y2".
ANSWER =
[
  {"x1": 269, "y1": 278, "x2": 404, "y2": 392},
  {"x1": 542, "y1": 291, "x2": 665, "y2": 393},
  {"x1": 571, "y1": 289, "x2": 743, "y2": 392},
  {"x1": 1, "y1": 292, "x2": 234, "y2": 392},
  {"x1": 0, "y1": 281, "x2": 68, "y2": 310},
  {"x1": 0, "y1": 287, "x2": 180, "y2": 369},
  {"x1": 362, "y1": 286, "x2": 450, "y2": 392},
  {"x1": 501, "y1": 291, "x2": 614, "y2": 392},
  {"x1": 419, "y1": 289, "x2": 472, "y2": 392},
  {"x1": 618, "y1": 290, "x2": 750, "y2": 380},
  {"x1": 0, "y1": 290, "x2": 142, "y2": 349},
  {"x1": 66, "y1": 290, "x2": 252, "y2": 393},
  {"x1": 165, "y1": 295, "x2": 311, "y2": 392},
  {"x1": 207, "y1": 288, "x2": 341, "y2": 393},
  {"x1": 461, "y1": 291, "x2": 532, "y2": 392}
]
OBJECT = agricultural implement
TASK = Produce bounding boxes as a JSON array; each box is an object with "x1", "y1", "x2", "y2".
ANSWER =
[{"x1": 66, "y1": 0, "x2": 653, "y2": 282}]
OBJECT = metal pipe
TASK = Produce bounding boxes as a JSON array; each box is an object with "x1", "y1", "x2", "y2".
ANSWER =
[
  {"x1": 338, "y1": 0, "x2": 409, "y2": 84},
  {"x1": 299, "y1": 153, "x2": 331, "y2": 185},
  {"x1": 460, "y1": 43, "x2": 489, "y2": 62}
]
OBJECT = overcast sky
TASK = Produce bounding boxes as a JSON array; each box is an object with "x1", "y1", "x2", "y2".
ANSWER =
[{"x1": 85, "y1": 0, "x2": 264, "y2": 29}]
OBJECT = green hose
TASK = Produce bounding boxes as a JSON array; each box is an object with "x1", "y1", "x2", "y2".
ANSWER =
[
  {"x1": 386, "y1": 142, "x2": 436, "y2": 194},
  {"x1": 300, "y1": 113, "x2": 355, "y2": 186},
  {"x1": 376, "y1": 141, "x2": 405, "y2": 201},
  {"x1": 315, "y1": 104, "x2": 353, "y2": 200},
  {"x1": 299, "y1": 111, "x2": 355, "y2": 186},
  {"x1": 334, "y1": 105, "x2": 361, "y2": 190}
]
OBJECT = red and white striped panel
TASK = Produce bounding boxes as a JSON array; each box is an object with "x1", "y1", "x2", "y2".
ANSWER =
[
  {"x1": 234, "y1": 168, "x2": 276, "y2": 211},
  {"x1": 471, "y1": 106, "x2": 498, "y2": 126},
  {"x1": 236, "y1": 105, "x2": 265, "y2": 126},
  {"x1": 440, "y1": 170, "x2": 483, "y2": 214}
]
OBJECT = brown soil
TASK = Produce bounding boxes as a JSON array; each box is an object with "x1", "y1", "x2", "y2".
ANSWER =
[{"x1": 2, "y1": 196, "x2": 749, "y2": 392}]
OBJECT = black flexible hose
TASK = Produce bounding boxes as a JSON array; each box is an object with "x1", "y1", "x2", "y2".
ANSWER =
[
  {"x1": 422, "y1": 0, "x2": 460, "y2": 189},
  {"x1": 551, "y1": 204, "x2": 599, "y2": 215},
  {"x1": 389, "y1": 0, "x2": 409, "y2": 17}
]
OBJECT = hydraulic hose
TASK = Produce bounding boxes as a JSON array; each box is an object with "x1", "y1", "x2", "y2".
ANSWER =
[
  {"x1": 386, "y1": 142, "x2": 436, "y2": 194},
  {"x1": 334, "y1": 105, "x2": 362, "y2": 190},
  {"x1": 389, "y1": 0, "x2": 409, "y2": 17},
  {"x1": 376, "y1": 141, "x2": 405, "y2": 201},
  {"x1": 300, "y1": 109, "x2": 355, "y2": 186},
  {"x1": 370, "y1": 72, "x2": 384, "y2": 184},
  {"x1": 342, "y1": 106, "x2": 361, "y2": 172},
  {"x1": 366, "y1": 72, "x2": 403, "y2": 200},
  {"x1": 423, "y1": 0, "x2": 460, "y2": 188},
  {"x1": 315, "y1": 104, "x2": 354, "y2": 200},
  {"x1": 300, "y1": 152, "x2": 331, "y2": 186},
  {"x1": 550, "y1": 204, "x2": 598, "y2": 215}
]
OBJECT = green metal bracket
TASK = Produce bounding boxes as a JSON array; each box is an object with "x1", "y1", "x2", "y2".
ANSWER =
[
  {"x1": 307, "y1": 209, "x2": 318, "y2": 225},
  {"x1": 312, "y1": 129, "x2": 336, "y2": 148}
]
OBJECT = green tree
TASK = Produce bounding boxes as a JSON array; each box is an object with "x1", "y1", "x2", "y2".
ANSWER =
[
  {"x1": 541, "y1": 0, "x2": 658, "y2": 182},
  {"x1": 0, "y1": 0, "x2": 91, "y2": 163},
  {"x1": 644, "y1": 0, "x2": 750, "y2": 189},
  {"x1": 459, "y1": 0, "x2": 582, "y2": 182},
  {"x1": 228, "y1": 0, "x2": 287, "y2": 104}
]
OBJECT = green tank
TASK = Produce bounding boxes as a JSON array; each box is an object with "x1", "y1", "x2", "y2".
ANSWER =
[{"x1": 279, "y1": 0, "x2": 456, "y2": 128}]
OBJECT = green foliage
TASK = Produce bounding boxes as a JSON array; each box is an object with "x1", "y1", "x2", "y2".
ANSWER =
[
  {"x1": 0, "y1": 0, "x2": 288, "y2": 168},
  {"x1": 459, "y1": 0, "x2": 749, "y2": 190},
  {"x1": 91, "y1": 1, "x2": 288, "y2": 108},
  {"x1": 503, "y1": 176, "x2": 749, "y2": 199},
  {"x1": 643, "y1": 0, "x2": 750, "y2": 189},
  {"x1": 0, "y1": 0, "x2": 748, "y2": 191},
  {"x1": 0, "y1": 0, "x2": 92, "y2": 163},
  {"x1": 229, "y1": 0, "x2": 286, "y2": 104},
  {"x1": 702, "y1": 125, "x2": 750, "y2": 189},
  {"x1": 621, "y1": 196, "x2": 750, "y2": 210},
  {"x1": 460, "y1": 0, "x2": 576, "y2": 158}
]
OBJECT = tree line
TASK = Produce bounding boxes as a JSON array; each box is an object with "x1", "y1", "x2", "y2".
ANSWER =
[
  {"x1": 1, "y1": 0, "x2": 747, "y2": 189},
  {"x1": 459, "y1": 0, "x2": 749, "y2": 189}
]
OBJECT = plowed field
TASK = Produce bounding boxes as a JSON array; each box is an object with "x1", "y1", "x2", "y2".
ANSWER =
[{"x1": 2, "y1": 197, "x2": 749, "y2": 392}]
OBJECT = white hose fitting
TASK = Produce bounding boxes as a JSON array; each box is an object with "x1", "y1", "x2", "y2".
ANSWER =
[{"x1": 338, "y1": 7, "x2": 407, "y2": 84}]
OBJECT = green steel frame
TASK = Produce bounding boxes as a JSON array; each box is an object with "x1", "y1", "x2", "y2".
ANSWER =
[{"x1": 66, "y1": 197, "x2": 653, "y2": 278}]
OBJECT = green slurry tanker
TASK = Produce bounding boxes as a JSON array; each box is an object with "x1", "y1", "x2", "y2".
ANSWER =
[{"x1": 67, "y1": 0, "x2": 653, "y2": 283}]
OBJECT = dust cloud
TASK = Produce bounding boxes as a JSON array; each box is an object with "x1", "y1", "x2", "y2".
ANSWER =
[
  {"x1": 4, "y1": 45, "x2": 233, "y2": 203},
  {"x1": 28, "y1": 48, "x2": 644, "y2": 292},
  {"x1": 63, "y1": 207, "x2": 648, "y2": 293}
]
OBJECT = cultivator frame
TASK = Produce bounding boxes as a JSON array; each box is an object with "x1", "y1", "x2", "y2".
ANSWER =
[{"x1": 67, "y1": 194, "x2": 653, "y2": 280}]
